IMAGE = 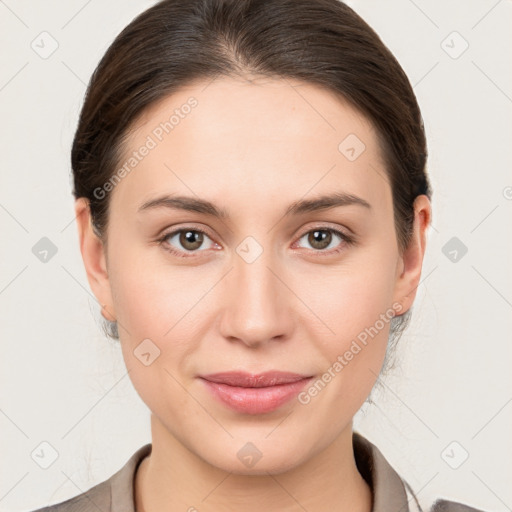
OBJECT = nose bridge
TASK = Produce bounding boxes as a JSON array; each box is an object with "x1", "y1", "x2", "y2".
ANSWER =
[
  {"x1": 237, "y1": 250, "x2": 276, "y2": 305},
  {"x1": 220, "y1": 237, "x2": 291, "y2": 345}
]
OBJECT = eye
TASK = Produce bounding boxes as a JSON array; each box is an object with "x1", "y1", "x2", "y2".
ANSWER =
[
  {"x1": 157, "y1": 225, "x2": 354, "y2": 258},
  {"x1": 295, "y1": 227, "x2": 354, "y2": 254},
  {"x1": 158, "y1": 228, "x2": 219, "y2": 257}
]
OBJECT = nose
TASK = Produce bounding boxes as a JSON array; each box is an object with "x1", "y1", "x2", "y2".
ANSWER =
[{"x1": 218, "y1": 247, "x2": 295, "y2": 348}]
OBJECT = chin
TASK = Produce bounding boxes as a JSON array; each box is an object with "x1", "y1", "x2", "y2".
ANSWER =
[{"x1": 200, "y1": 438, "x2": 311, "y2": 476}]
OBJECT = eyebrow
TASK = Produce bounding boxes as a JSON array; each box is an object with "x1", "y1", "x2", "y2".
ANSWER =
[{"x1": 137, "y1": 191, "x2": 371, "y2": 218}]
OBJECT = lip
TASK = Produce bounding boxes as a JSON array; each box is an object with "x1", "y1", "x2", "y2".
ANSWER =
[{"x1": 199, "y1": 371, "x2": 313, "y2": 414}]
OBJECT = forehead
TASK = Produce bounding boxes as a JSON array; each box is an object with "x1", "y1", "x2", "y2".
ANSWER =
[
  {"x1": 110, "y1": 76, "x2": 391, "y2": 217},
  {"x1": 127, "y1": 75, "x2": 378, "y2": 152}
]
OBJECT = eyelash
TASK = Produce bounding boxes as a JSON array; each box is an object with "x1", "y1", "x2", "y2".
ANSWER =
[{"x1": 157, "y1": 226, "x2": 355, "y2": 258}]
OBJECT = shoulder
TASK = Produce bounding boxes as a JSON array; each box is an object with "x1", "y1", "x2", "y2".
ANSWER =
[
  {"x1": 352, "y1": 432, "x2": 489, "y2": 512},
  {"x1": 25, "y1": 443, "x2": 152, "y2": 512},
  {"x1": 430, "y1": 498, "x2": 489, "y2": 512},
  {"x1": 25, "y1": 478, "x2": 110, "y2": 512}
]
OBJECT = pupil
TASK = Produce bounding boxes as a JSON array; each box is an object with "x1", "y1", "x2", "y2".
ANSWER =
[
  {"x1": 310, "y1": 230, "x2": 330, "y2": 249},
  {"x1": 181, "y1": 230, "x2": 203, "y2": 250}
]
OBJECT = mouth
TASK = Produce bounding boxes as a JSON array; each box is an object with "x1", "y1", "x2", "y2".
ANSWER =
[{"x1": 199, "y1": 371, "x2": 314, "y2": 415}]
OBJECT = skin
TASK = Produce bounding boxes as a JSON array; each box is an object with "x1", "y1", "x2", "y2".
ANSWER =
[{"x1": 75, "y1": 75, "x2": 431, "y2": 512}]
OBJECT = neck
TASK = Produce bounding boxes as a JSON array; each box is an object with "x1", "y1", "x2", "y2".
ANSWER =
[{"x1": 135, "y1": 415, "x2": 372, "y2": 512}]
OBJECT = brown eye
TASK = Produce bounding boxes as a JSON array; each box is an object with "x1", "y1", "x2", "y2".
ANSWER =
[
  {"x1": 296, "y1": 228, "x2": 352, "y2": 253},
  {"x1": 307, "y1": 230, "x2": 332, "y2": 250},
  {"x1": 178, "y1": 230, "x2": 204, "y2": 251},
  {"x1": 160, "y1": 228, "x2": 217, "y2": 257}
]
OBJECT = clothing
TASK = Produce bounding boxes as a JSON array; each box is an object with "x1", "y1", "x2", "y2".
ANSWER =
[{"x1": 28, "y1": 431, "x2": 485, "y2": 512}]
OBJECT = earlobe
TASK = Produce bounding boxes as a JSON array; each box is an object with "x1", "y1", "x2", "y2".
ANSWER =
[
  {"x1": 74, "y1": 198, "x2": 116, "y2": 322},
  {"x1": 392, "y1": 195, "x2": 431, "y2": 313},
  {"x1": 100, "y1": 303, "x2": 117, "y2": 323}
]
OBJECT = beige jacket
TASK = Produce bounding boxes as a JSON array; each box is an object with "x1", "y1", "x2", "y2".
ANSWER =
[{"x1": 28, "y1": 432, "x2": 486, "y2": 512}]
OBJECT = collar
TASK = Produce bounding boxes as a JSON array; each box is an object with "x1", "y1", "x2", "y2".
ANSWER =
[
  {"x1": 353, "y1": 431, "x2": 418, "y2": 512},
  {"x1": 107, "y1": 431, "x2": 415, "y2": 512}
]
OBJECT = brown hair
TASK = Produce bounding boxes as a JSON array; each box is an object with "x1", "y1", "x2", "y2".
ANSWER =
[{"x1": 71, "y1": 0, "x2": 432, "y2": 346}]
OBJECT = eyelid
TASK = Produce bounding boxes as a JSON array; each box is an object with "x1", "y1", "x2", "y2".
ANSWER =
[
  {"x1": 295, "y1": 221, "x2": 354, "y2": 240},
  {"x1": 291, "y1": 224, "x2": 355, "y2": 254},
  {"x1": 158, "y1": 222, "x2": 355, "y2": 257},
  {"x1": 158, "y1": 223, "x2": 217, "y2": 242},
  {"x1": 157, "y1": 224, "x2": 220, "y2": 257}
]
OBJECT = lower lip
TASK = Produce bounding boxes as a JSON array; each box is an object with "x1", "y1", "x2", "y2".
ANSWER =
[{"x1": 200, "y1": 377, "x2": 313, "y2": 415}]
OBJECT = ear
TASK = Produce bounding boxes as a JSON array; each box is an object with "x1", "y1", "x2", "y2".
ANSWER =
[
  {"x1": 74, "y1": 198, "x2": 116, "y2": 322},
  {"x1": 392, "y1": 194, "x2": 431, "y2": 314}
]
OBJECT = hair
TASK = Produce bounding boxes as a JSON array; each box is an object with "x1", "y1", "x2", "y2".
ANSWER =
[{"x1": 71, "y1": 0, "x2": 432, "y2": 356}]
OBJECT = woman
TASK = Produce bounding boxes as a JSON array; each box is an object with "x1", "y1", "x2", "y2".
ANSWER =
[{"x1": 30, "y1": 0, "x2": 487, "y2": 511}]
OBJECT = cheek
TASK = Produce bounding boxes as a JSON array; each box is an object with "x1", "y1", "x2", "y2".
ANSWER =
[
  {"x1": 302, "y1": 242, "x2": 398, "y2": 330},
  {"x1": 109, "y1": 256, "x2": 203, "y2": 412},
  {"x1": 313, "y1": 274, "x2": 393, "y2": 376},
  {"x1": 299, "y1": 240, "x2": 398, "y2": 377},
  {"x1": 296, "y1": 271, "x2": 395, "y2": 419},
  {"x1": 108, "y1": 250, "x2": 215, "y2": 390},
  {"x1": 108, "y1": 239, "x2": 213, "y2": 340}
]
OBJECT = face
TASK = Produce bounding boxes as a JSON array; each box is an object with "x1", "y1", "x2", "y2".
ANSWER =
[{"x1": 77, "y1": 76, "x2": 429, "y2": 475}]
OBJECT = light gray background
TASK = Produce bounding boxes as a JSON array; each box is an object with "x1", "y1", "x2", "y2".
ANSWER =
[{"x1": 1, "y1": 1, "x2": 511, "y2": 511}]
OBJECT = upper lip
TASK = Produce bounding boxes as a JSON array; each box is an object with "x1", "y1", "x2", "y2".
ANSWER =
[{"x1": 199, "y1": 371, "x2": 312, "y2": 388}]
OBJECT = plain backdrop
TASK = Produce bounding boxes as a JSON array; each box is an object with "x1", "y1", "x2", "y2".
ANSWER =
[{"x1": 1, "y1": 1, "x2": 511, "y2": 511}]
